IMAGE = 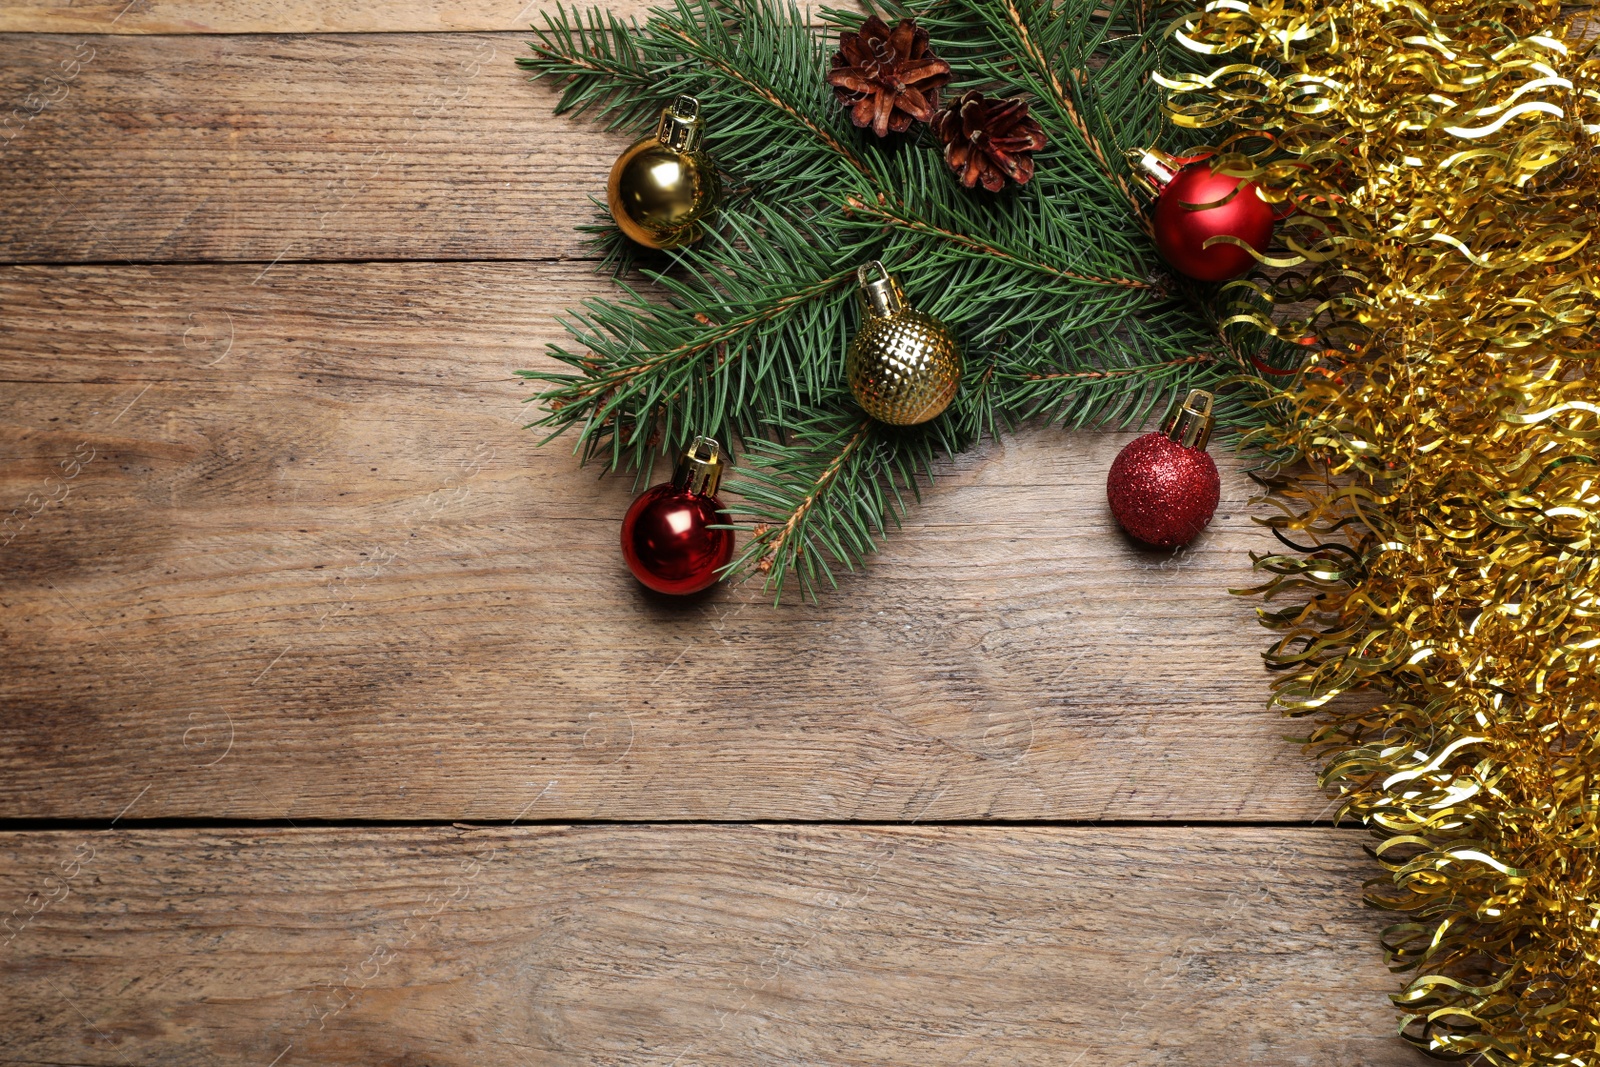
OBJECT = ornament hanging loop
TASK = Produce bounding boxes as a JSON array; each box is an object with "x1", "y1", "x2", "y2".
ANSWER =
[
  {"x1": 1160, "y1": 388, "x2": 1215, "y2": 450},
  {"x1": 656, "y1": 95, "x2": 705, "y2": 153},
  {"x1": 857, "y1": 260, "x2": 905, "y2": 318},
  {"x1": 672, "y1": 434, "x2": 723, "y2": 496}
]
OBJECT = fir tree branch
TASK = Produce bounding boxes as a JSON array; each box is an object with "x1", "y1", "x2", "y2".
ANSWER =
[
  {"x1": 538, "y1": 269, "x2": 852, "y2": 417},
  {"x1": 749, "y1": 414, "x2": 875, "y2": 576},
  {"x1": 517, "y1": 205, "x2": 870, "y2": 475},
  {"x1": 1001, "y1": 0, "x2": 1101, "y2": 167},
  {"x1": 653, "y1": 22, "x2": 877, "y2": 183},
  {"x1": 520, "y1": 3, "x2": 915, "y2": 476},
  {"x1": 998, "y1": 0, "x2": 1145, "y2": 219},
  {"x1": 844, "y1": 194, "x2": 1155, "y2": 290},
  {"x1": 515, "y1": 0, "x2": 1248, "y2": 599},
  {"x1": 727, "y1": 402, "x2": 965, "y2": 600},
  {"x1": 518, "y1": 7, "x2": 658, "y2": 130}
]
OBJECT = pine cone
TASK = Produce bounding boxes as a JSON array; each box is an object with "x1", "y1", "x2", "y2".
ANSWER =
[
  {"x1": 828, "y1": 16, "x2": 951, "y2": 138},
  {"x1": 931, "y1": 90, "x2": 1047, "y2": 192}
]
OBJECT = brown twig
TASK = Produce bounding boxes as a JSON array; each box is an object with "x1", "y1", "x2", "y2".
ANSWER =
[
  {"x1": 552, "y1": 270, "x2": 856, "y2": 406},
  {"x1": 758, "y1": 418, "x2": 875, "y2": 573},
  {"x1": 1023, "y1": 350, "x2": 1215, "y2": 380},
  {"x1": 659, "y1": 25, "x2": 878, "y2": 184},
  {"x1": 846, "y1": 196, "x2": 1155, "y2": 290},
  {"x1": 1003, "y1": 0, "x2": 1145, "y2": 221}
]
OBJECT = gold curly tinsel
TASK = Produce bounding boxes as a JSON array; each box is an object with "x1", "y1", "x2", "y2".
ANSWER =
[{"x1": 1158, "y1": 0, "x2": 1600, "y2": 1060}]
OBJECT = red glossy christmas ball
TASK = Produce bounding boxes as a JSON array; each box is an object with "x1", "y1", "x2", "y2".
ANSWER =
[
  {"x1": 1107, "y1": 432, "x2": 1221, "y2": 548},
  {"x1": 620, "y1": 483, "x2": 733, "y2": 595},
  {"x1": 1153, "y1": 164, "x2": 1274, "y2": 282}
]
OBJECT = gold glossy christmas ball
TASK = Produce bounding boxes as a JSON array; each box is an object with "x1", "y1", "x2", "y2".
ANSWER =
[
  {"x1": 846, "y1": 261, "x2": 962, "y2": 425},
  {"x1": 606, "y1": 95, "x2": 719, "y2": 250}
]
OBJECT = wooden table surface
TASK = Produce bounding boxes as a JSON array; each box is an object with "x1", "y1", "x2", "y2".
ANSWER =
[{"x1": 0, "y1": 4, "x2": 1425, "y2": 1064}]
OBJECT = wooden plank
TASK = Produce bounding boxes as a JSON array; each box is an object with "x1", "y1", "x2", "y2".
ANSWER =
[
  {"x1": 0, "y1": 0, "x2": 840, "y2": 33},
  {"x1": 0, "y1": 261, "x2": 1330, "y2": 823},
  {"x1": 0, "y1": 0, "x2": 658, "y2": 34},
  {"x1": 0, "y1": 32, "x2": 628, "y2": 264},
  {"x1": 0, "y1": 824, "x2": 1424, "y2": 1066}
]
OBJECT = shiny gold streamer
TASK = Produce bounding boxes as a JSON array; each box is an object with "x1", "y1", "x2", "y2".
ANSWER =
[{"x1": 1163, "y1": 0, "x2": 1600, "y2": 1060}]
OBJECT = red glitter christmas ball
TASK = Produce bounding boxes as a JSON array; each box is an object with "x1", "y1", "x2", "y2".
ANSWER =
[
  {"x1": 1152, "y1": 163, "x2": 1274, "y2": 282},
  {"x1": 1107, "y1": 433, "x2": 1220, "y2": 547}
]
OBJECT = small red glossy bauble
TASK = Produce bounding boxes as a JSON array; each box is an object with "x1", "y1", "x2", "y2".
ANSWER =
[
  {"x1": 620, "y1": 484, "x2": 733, "y2": 595},
  {"x1": 1153, "y1": 164, "x2": 1274, "y2": 282},
  {"x1": 1107, "y1": 432, "x2": 1221, "y2": 548}
]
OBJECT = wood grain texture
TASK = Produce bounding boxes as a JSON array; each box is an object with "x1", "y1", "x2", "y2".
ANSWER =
[
  {"x1": 0, "y1": 0, "x2": 658, "y2": 33},
  {"x1": 0, "y1": 7, "x2": 1410, "y2": 1065},
  {"x1": 0, "y1": 824, "x2": 1424, "y2": 1066},
  {"x1": 0, "y1": 261, "x2": 1330, "y2": 823},
  {"x1": 0, "y1": 32, "x2": 626, "y2": 264}
]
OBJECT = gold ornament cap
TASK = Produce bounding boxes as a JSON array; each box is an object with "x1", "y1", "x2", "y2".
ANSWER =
[
  {"x1": 1128, "y1": 146, "x2": 1181, "y2": 194},
  {"x1": 1160, "y1": 388, "x2": 1215, "y2": 450},
  {"x1": 857, "y1": 260, "x2": 906, "y2": 318},
  {"x1": 671, "y1": 435, "x2": 723, "y2": 497},
  {"x1": 655, "y1": 95, "x2": 705, "y2": 154}
]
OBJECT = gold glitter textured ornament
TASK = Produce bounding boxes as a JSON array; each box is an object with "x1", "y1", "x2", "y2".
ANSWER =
[
  {"x1": 1162, "y1": 0, "x2": 1600, "y2": 1062},
  {"x1": 606, "y1": 95, "x2": 718, "y2": 250},
  {"x1": 845, "y1": 261, "x2": 961, "y2": 425}
]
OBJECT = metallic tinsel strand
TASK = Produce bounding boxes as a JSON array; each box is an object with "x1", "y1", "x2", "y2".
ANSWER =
[{"x1": 1160, "y1": 0, "x2": 1600, "y2": 1060}]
